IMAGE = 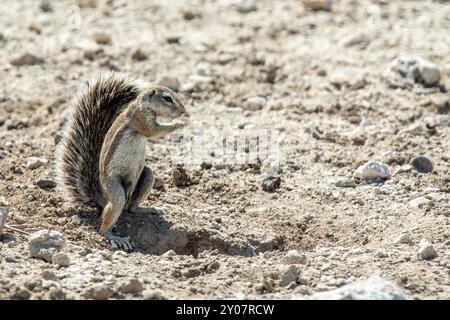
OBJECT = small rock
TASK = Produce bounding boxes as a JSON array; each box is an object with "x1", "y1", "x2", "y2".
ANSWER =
[
  {"x1": 280, "y1": 265, "x2": 299, "y2": 287},
  {"x1": 92, "y1": 30, "x2": 112, "y2": 44},
  {"x1": 143, "y1": 290, "x2": 168, "y2": 300},
  {"x1": 182, "y1": 75, "x2": 211, "y2": 92},
  {"x1": 354, "y1": 161, "x2": 390, "y2": 181},
  {"x1": 83, "y1": 284, "x2": 113, "y2": 300},
  {"x1": 389, "y1": 55, "x2": 441, "y2": 87},
  {"x1": 41, "y1": 269, "x2": 58, "y2": 281},
  {"x1": 37, "y1": 176, "x2": 57, "y2": 189},
  {"x1": 162, "y1": 250, "x2": 176, "y2": 257},
  {"x1": 308, "y1": 276, "x2": 408, "y2": 300},
  {"x1": 10, "y1": 53, "x2": 44, "y2": 66},
  {"x1": 12, "y1": 286, "x2": 32, "y2": 300},
  {"x1": 0, "y1": 207, "x2": 8, "y2": 235},
  {"x1": 234, "y1": 0, "x2": 257, "y2": 13},
  {"x1": 418, "y1": 239, "x2": 437, "y2": 260},
  {"x1": 52, "y1": 252, "x2": 70, "y2": 267},
  {"x1": 48, "y1": 286, "x2": 66, "y2": 300},
  {"x1": 119, "y1": 278, "x2": 144, "y2": 294},
  {"x1": 261, "y1": 174, "x2": 281, "y2": 192},
  {"x1": 26, "y1": 157, "x2": 48, "y2": 170},
  {"x1": 242, "y1": 96, "x2": 267, "y2": 111},
  {"x1": 335, "y1": 179, "x2": 356, "y2": 188},
  {"x1": 395, "y1": 232, "x2": 413, "y2": 245},
  {"x1": 28, "y1": 229, "x2": 66, "y2": 263},
  {"x1": 71, "y1": 215, "x2": 82, "y2": 224},
  {"x1": 302, "y1": 0, "x2": 332, "y2": 11},
  {"x1": 131, "y1": 48, "x2": 147, "y2": 61},
  {"x1": 341, "y1": 32, "x2": 372, "y2": 48},
  {"x1": 39, "y1": 0, "x2": 53, "y2": 12},
  {"x1": 409, "y1": 197, "x2": 430, "y2": 209},
  {"x1": 282, "y1": 250, "x2": 307, "y2": 265},
  {"x1": 172, "y1": 165, "x2": 190, "y2": 187},
  {"x1": 153, "y1": 176, "x2": 165, "y2": 190},
  {"x1": 410, "y1": 155, "x2": 433, "y2": 173},
  {"x1": 156, "y1": 76, "x2": 180, "y2": 92}
]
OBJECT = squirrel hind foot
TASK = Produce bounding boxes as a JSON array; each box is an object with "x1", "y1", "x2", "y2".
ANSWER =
[{"x1": 103, "y1": 231, "x2": 133, "y2": 251}]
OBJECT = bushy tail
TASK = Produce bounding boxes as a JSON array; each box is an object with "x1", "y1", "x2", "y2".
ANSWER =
[{"x1": 55, "y1": 72, "x2": 143, "y2": 207}]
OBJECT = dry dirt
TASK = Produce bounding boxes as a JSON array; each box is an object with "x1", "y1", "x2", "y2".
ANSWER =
[{"x1": 0, "y1": 0, "x2": 449, "y2": 300}]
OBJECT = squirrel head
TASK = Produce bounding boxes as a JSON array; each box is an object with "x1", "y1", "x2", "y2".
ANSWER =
[{"x1": 138, "y1": 86, "x2": 187, "y2": 119}]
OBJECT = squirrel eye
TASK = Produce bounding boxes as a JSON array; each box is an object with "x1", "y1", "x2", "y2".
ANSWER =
[{"x1": 162, "y1": 95, "x2": 173, "y2": 103}]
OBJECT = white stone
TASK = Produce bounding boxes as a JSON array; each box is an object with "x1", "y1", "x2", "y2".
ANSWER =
[
  {"x1": 409, "y1": 197, "x2": 430, "y2": 208},
  {"x1": 307, "y1": 276, "x2": 408, "y2": 300},
  {"x1": 354, "y1": 161, "x2": 390, "y2": 180},
  {"x1": 242, "y1": 96, "x2": 267, "y2": 111},
  {"x1": 282, "y1": 250, "x2": 307, "y2": 265},
  {"x1": 26, "y1": 157, "x2": 48, "y2": 170},
  {"x1": 395, "y1": 232, "x2": 413, "y2": 245},
  {"x1": 28, "y1": 229, "x2": 66, "y2": 263},
  {"x1": 52, "y1": 252, "x2": 70, "y2": 267},
  {"x1": 418, "y1": 239, "x2": 437, "y2": 260}
]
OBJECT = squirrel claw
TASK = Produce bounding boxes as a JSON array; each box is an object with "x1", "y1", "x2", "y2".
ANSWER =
[{"x1": 103, "y1": 232, "x2": 133, "y2": 251}]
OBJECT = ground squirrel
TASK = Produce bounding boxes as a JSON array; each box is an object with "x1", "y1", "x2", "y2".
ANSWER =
[{"x1": 55, "y1": 73, "x2": 187, "y2": 250}]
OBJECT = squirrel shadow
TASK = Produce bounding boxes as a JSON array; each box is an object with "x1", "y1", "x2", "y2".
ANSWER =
[{"x1": 75, "y1": 208, "x2": 283, "y2": 257}]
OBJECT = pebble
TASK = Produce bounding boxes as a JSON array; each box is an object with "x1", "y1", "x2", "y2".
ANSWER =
[
  {"x1": 10, "y1": 53, "x2": 44, "y2": 66},
  {"x1": 162, "y1": 250, "x2": 176, "y2": 257},
  {"x1": 335, "y1": 179, "x2": 357, "y2": 188},
  {"x1": 156, "y1": 75, "x2": 180, "y2": 92},
  {"x1": 395, "y1": 232, "x2": 413, "y2": 245},
  {"x1": 282, "y1": 250, "x2": 307, "y2": 265},
  {"x1": 302, "y1": 0, "x2": 332, "y2": 11},
  {"x1": 409, "y1": 197, "x2": 430, "y2": 209},
  {"x1": 242, "y1": 96, "x2": 267, "y2": 111},
  {"x1": 26, "y1": 157, "x2": 48, "y2": 170},
  {"x1": 28, "y1": 229, "x2": 66, "y2": 263},
  {"x1": 131, "y1": 48, "x2": 147, "y2": 61},
  {"x1": 41, "y1": 269, "x2": 58, "y2": 281},
  {"x1": 48, "y1": 286, "x2": 66, "y2": 300},
  {"x1": 260, "y1": 174, "x2": 281, "y2": 192},
  {"x1": 83, "y1": 284, "x2": 113, "y2": 300},
  {"x1": 353, "y1": 161, "x2": 390, "y2": 181},
  {"x1": 52, "y1": 252, "x2": 70, "y2": 268},
  {"x1": 92, "y1": 30, "x2": 112, "y2": 44},
  {"x1": 234, "y1": 0, "x2": 257, "y2": 13},
  {"x1": 36, "y1": 176, "x2": 57, "y2": 189},
  {"x1": 182, "y1": 75, "x2": 211, "y2": 92},
  {"x1": 308, "y1": 276, "x2": 408, "y2": 300},
  {"x1": 280, "y1": 265, "x2": 299, "y2": 287},
  {"x1": 410, "y1": 155, "x2": 433, "y2": 173},
  {"x1": 119, "y1": 278, "x2": 144, "y2": 294},
  {"x1": 172, "y1": 165, "x2": 190, "y2": 187},
  {"x1": 143, "y1": 290, "x2": 168, "y2": 300},
  {"x1": 389, "y1": 55, "x2": 441, "y2": 86},
  {"x1": 418, "y1": 239, "x2": 437, "y2": 260},
  {"x1": 0, "y1": 207, "x2": 7, "y2": 235}
]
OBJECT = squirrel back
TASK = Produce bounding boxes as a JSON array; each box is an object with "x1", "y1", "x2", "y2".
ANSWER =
[{"x1": 55, "y1": 73, "x2": 144, "y2": 207}]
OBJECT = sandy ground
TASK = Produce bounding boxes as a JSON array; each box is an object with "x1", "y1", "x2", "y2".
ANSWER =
[{"x1": 0, "y1": 0, "x2": 449, "y2": 300}]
